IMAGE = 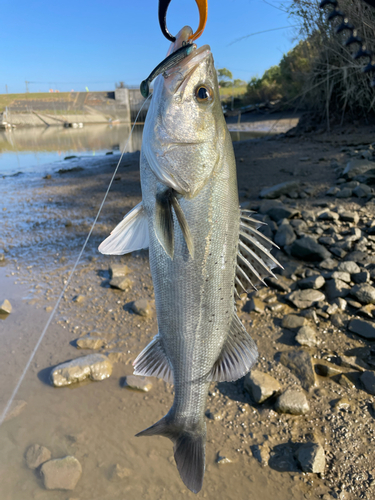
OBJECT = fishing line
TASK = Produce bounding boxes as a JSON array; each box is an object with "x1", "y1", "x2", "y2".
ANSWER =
[{"x1": 0, "y1": 94, "x2": 152, "y2": 428}]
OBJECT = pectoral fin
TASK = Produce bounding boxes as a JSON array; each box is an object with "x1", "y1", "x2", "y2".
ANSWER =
[
  {"x1": 98, "y1": 202, "x2": 149, "y2": 255},
  {"x1": 133, "y1": 334, "x2": 173, "y2": 384}
]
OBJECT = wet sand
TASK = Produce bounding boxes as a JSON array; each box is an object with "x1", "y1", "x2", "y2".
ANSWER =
[{"x1": 1, "y1": 125, "x2": 375, "y2": 499}]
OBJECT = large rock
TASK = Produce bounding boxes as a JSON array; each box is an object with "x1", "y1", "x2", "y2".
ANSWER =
[
  {"x1": 291, "y1": 236, "x2": 331, "y2": 262},
  {"x1": 295, "y1": 326, "x2": 318, "y2": 347},
  {"x1": 350, "y1": 284, "x2": 375, "y2": 304},
  {"x1": 274, "y1": 224, "x2": 296, "y2": 247},
  {"x1": 130, "y1": 299, "x2": 151, "y2": 317},
  {"x1": 25, "y1": 444, "x2": 52, "y2": 469},
  {"x1": 50, "y1": 354, "x2": 112, "y2": 387},
  {"x1": 0, "y1": 299, "x2": 12, "y2": 314},
  {"x1": 325, "y1": 279, "x2": 351, "y2": 299},
  {"x1": 124, "y1": 375, "x2": 152, "y2": 392},
  {"x1": 40, "y1": 456, "x2": 82, "y2": 490},
  {"x1": 281, "y1": 314, "x2": 308, "y2": 330},
  {"x1": 338, "y1": 261, "x2": 361, "y2": 274},
  {"x1": 109, "y1": 276, "x2": 133, "y2": 291},
  {"x1": 343, "y1": 159, "x2": 375, "y2": 179},
  {"x1": 260, "y1": 181, "x2": 300, "y2": 199},
  {"x1": 267, "y1": 206, "x2": 300, "y2": 222},
  {"x1": 297, "y1": 275, "x2": 325, "y2": 290},
  {"x1": 296, "y1": 443, "x2": 325, "y2": 473},
  {"x1": 361, "y1": 371, "x2": 375, "y2": 395},
  {"x1": 75, "y1": 336, "x2": 105, "y2": 350},
  {"x1": 275, "y1": 389, "x2": 310, "y2": 414},
  {"x1": 244, "y1": 370, "x2": 281, "y2": 403},
  {"x1": 279, "y1": 351, "x2": 317, "y2": 390},
  {"x1": 286, "y1": 289, "x2": 325, "y2": 309},
  {"x1": 110, "y1": 264, "x2": 130, "y2": 278},
  {"x1": 348, "y1": 318, "x2": 375, "y2": 339}
]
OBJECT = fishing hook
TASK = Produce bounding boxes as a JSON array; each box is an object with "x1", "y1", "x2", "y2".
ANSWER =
[{"x1": 158, "y1": 0, "x2": 208, "y2": 42}]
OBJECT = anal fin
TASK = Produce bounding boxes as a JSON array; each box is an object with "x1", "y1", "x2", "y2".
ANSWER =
[
  {"x1": 133, "y1": 334, "x2": 173, "y2": 384},
  {"x1": 208, "y1": 314, "x2": 258, "y2": 382}
]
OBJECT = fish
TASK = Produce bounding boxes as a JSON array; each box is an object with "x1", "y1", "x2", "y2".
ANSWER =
[{"x1": 99, "y1": 26, "x2": 281, "y2": 494}]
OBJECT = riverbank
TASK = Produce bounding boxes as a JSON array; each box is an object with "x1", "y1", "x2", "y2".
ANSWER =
[{"x1": 1, "y1": 129, "x2": 375, "y2": 499}]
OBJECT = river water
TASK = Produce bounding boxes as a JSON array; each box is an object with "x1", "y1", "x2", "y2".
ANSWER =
[{"x1": 0, "y1": 124, "x2": 269, "y2": 178}]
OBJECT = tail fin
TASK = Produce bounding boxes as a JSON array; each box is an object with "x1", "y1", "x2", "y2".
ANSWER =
[{"x1": 136, "y1": 415, "x2": 206, "y2": 494}]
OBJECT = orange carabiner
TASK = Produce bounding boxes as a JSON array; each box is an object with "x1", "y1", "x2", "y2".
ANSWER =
[{"x1": 158, "y1": 0, "x2": 208, "y2": 42}]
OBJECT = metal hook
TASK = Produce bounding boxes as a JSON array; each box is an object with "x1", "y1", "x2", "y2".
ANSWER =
[{"x1": 158, "y1": 0, "x2": 208, "y2": 43}]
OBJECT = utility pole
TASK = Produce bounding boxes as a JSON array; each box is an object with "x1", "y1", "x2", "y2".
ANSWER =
[
  {"x1": 25, "y1": 80, "x2": 29, "y2": 93},
  {"x1": 5, "y1": 84, "x2": 8, "y2": 94}
]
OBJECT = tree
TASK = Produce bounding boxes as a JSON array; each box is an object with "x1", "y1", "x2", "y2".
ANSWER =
[{"x1": 217, "y1": 68, "x2": 233, "y2": 88}]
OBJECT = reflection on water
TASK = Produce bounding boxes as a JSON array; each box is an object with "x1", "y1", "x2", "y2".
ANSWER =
[{"x1": 0, "y1": 124, "x2": 269, "y2": 176}]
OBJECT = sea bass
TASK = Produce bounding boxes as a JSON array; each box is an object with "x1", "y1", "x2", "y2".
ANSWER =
[{"x1": 99, "y1": 27, "x2": 280, "y2": 494}]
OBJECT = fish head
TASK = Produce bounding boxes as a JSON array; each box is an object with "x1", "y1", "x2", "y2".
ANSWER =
[{"x1": 143, "y1": 41, "x2": 227, "y2": 198}]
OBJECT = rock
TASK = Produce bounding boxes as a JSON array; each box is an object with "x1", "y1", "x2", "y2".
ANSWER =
[
  {"x1": 275, "y1": 389, "x2": 310, "y2": 415},
  {"x1": 72, "y1": 294, "x2": 84, "y2": 304},
  {"x1": 0, "y1": 252, "x2": 5, "y2": 262},
  {"x1": 244, "y1": 370, "x2": 281, "y2": 403},
  {"x1": 110, "y1": 264, "x2": 130, "y2": 279},
  {"x1": 281, "y1": 314, "x2": 308, "y2": 330},
  {"x1": 347, "y1": 298, "x2": 362, "y2": 308},
  {"x1": 339, "y1": 355, "x2": 369, "y2": 372},
  {"x1": 317, "y1": 210, "x2": 339, "y2": 221},
  {"x1": 25, "y1": 444, "x2": 52, "y2": 469},
  {"x1": 40, "y1": 456, "x2": 82, "y2": 490},
  {"x1": 348, "y1": 318, "x2": 375, "y2": 339},
  {"x1": 130, "y1": 299, "x2": 151, "y2": 317},
  {"x1": 360, "y1": 371, "x2": 375, "y2": 395},
  {"x1": 315, "y1": 363, "x2": 342, "y2": 377},
  {"x1": 50, "y1": 354, "x2": 112, "y2": 386},
  {"x1": 279, "y1": 351, "x2": 317, "y2": 390},
  {"x1": 260, "y1": 181, "x2": 300, "y2": 199},
  {"x1": 264, "y1": 276, "x2": 291, "y2": 293},
  {"x1": 286, "y1": 289, "x2": 325, "y2": 309},
  {"x1": 246, "y1": 297, "x2": 265, "y2": 314},
  {"x1": 296, "y1": 443, "x2": 325, "y2": 473},
  {"x1": 340, "y1": 211, "x2": 359, "y2": 224},
  {"x1": 353, "y1": 184, "x2": 372, "y2": 198},
  {"x1": 0, "y1": 299, "x2": 12, "y2": 314},
  {"x1": 336, "y1": 188, "x2": 352, "y2": 198},
  {"x1": 338, "y1": 261, "x2": 361, "y2": 274},
  {"x1": 333, "y1": 297, "x2": 347, "y2": 311},
  {"x1": 251, "y1": 443, "x2": 270, "y2": 466},
  {"x1": 1, "y1": 399, "x2": 27, "y2": 422},
  {"x1": 297, "y1": 275, "x2": 325, "y2": 290},
  {"x1": 319, "y1": 258, "x2": 338, "y2": 270},
  {"x1": 124, "y1": 375, "x2": 152, "y2": 392},
  {"x1": 326, "y1": 302, "x2": 339, "y2": 315},
  {"x1": 343, "y1": 159, "x2": 375, "y2": 179},
  {"x1": 274, "y1": 224, "x2": 296, "y2": 247},
  {"x1": 331, "y1": 271, "x2": 351, "y2": 283},
  {"x1": 358, "y1": 303, "x2": 375, "y2": 318},
  {"x1": 326, "y1": 187, "x2": 340, "y2": 196},
  {"x1": 325, "y1": 279, "x2": 351, "y2": 299},
  {"x1": 333, "y1": 397, "x2": 351, "y2": 410},
  {"x1": 350, "y1": 284, "x2": 375, "y2": 304},
  {"x1": 216, "y1": 451, "x2": 233, "y2": 465},
  {"x1": 291, "y1": 236, "x2": 331, "y2": 262},
  {"x1": 352, "y1": 271, "x2": 370, "y2": 284},
  {"x1": 259, "y1": 199, "x2": 284, "y2": 214},
  {"x1": 330, "y1": 313, "x2": 348, "y2": 329},
  {"x1": 338, "y1": 374, "x2": 356, "y2": 390},
  {"x1": 267, "y1": 207, "x2": 300, "y2": 222},
  {"x1": 206, "y1": 409, "x2": 224, "y2": 421},
  {"x1": 295, "y1": 326, "x2": 318, "y2": 347},
  {"x1": 319, "y1": 236, "x2": 335, "y2": 246},
  {"x1": 75, "y1": 336, "x2": 105, "y2": 350},
  {"x1": 109, "y1": 463, "x2": 131, "y2": 481},
  {"x1": 109, "y1": 276, "x2": 133, "y2": 291}
]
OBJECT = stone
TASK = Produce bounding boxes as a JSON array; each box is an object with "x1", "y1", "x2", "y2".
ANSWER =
[
  {"x1": 0, "y1": 252, "x2": 5, "y2": 262},
  {"x1": 326, "y1": 187, "x2": 340, "y2": 196},
  {"x1": 40, "y1": 456, "x2": 82, "y2": 490},
  {"x1": 296, "y1": 443, "x2": 325, "y2": 473},
  {"x1": 251, "y1": 443, "x2": 270, "y2": 466},
  {"x1": 259, "y1": 199, "x2": 284, "y2": 214},
  {"x1": 0, "y1": 299, "x2": 12, "y2": 314},
  {"x1": 216, "y1": 451, "x2": 233, "y2": 465},
  {"x1": 75, "y1": 336, "x2": 105, "y2": 350},
  {"x1": 330, "y1": 313, "x2": 348, "y2": 329},
  {"x1": 260, "y1": 181, "x2": 300, "y2": 199},
  {"x1": 317, "y1": 210, "x2": 339, "y2": 221},
  {"x1": 109, "y1": 276, "x2": 133, "y2": 291},
  {"x1": 325, "y1": 279, "x2": 351, "y2": 299},
  {"x1": 333, "y1": 397, "x2": 351, "y2": 410},
  {"x1": 275, "y1": 389, "x2": 310, "y2": 415},
  {"x1": 286, "y1": 289, "x2": 325, "y2": 309},
  {"x1": 50, "y1": 354, "x2": 112, "y2": 387},
  {"x1": 353, "y1": 184, "x2": 372, "y2": 198},
  {"x1": 109, "y1": 463, "x2": 131, "y2": 481},
  {"x1": 25, "y1": 444, "x2": 52, "y2": 470},
  {"x1": 274, "y1": 224, "x2": 296, "y2": 247},
  {"x1": 264, "y1": 276, "x2": 291, "y2": 293},
  {"x1": 343, "y1": 159, "x2": 375, "y2": 179},
  {"x1": 330, "y1": 247, "x2": 347, "y2": 259},
  {"x1": 336, "y1": 188, "x2": 352, "y2": 198},
  {"x1": 290, "y1": 219, "x2": 308, "y2": 233},
  {"x1": 352, "y1": 271, "x2": 370, "y2": 284},
  {"x1": 319, "y1": 258, "x2": 338, "y2": 270},
  {"x1": 360, "y1": 371, "x2": 375, "y2": 395},
  {"x1": 130, "y1": 299, "x2": 151, "y2": 317},
  {"x1": 350, "y1": 284, "x2": 375, "y2": 304},
  {"x1": 72, "y1": 295, "x2": 84, "y2": 304},
  {"x1": 340, "y1": 211, "x2": 359, "y2": 224},
  {"x1": 291, "y1": 236, "x2": 331, "y2": 262},
  {"x1": 295, "y1": 326, "x2": 318, "y2": 347},
  {"x1": 315, "y1": 363, "x2": 342, "y2": 377},
  {"x1": 347, "y1": 298, "x2": 362, "y2": 308},
  {"x1": 318, "y1": 236, "x2": 335, "y2": 246},
  {"x1": 279, "y1": 351, "x2": 317, "y2": 390},
  {"x1": 326, "y1": 302, "x2": 339, "y2": 315},
  {"x1": 333, "y1": 297, "x2": 347, "y2": 311},
  {"x1": 338, "y1": 261, "x2": 361, "y2": 274},
  {"x1": 244, "y1": 370, "x2": 281, "y2": 403},
  {"x1": 110, "y1": 264, "x2": 130, "y2": 278},
  {"x1": 247, "y1": 297, "x2": 265, "y2": 314},
  {"x1": 338, "y1": 374, "x2": 356, "y2": 390},
  {"x1": 297, "y1": 275, "x2": 325, "y2": 290},
  {"x1": 205, "y1": 409, "x2": 224, "y2": 421},
  {"x1": 281, "y1": 314, "x2": 308, "y2": 330},
  {"x1": 348, "y1": 318, "x2": 375, "y2": 339},
  {"x1": 267, "y1": 206, "x2": 300, "y2": 222},
  {"x1": 124, "y1": 375, "x2": 152, "y2": 392},
  {"x1": 331, "y1": 271, "x2": 351, "y2": 283},
  {"x1": 339, "y1": 355, "x2": 369, "y2": 372},
  {"x1": 1, "y1": 399, "x2": 27, "y2": 422},
  {"x1": 358, "y1": 304, "x2": 375, "y2": 318}
]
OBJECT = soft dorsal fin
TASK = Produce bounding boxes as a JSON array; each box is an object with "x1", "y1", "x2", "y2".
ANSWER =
[
  {"x1": 133, "y1": 334, "x2": 173, "y2": 384},
  {"x1": 208, "y1": 313, "x2": 258, "y2": 382},
  {"x1": 98, "y1": 202, "x2": 149, "y2": 255},
  {"x1": 235, "y1": 210, "x2": 282, "y2": 295}
]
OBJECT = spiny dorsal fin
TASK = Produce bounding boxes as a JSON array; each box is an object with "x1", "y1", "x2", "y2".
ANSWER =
[
  {"x1": 208, "y1": 313, "x2": 258, "y2": 382},
  {"x1": 133, "y1": 334, "x2": 173, "y2": 384},
  {"x1": 98, "y1": 202, "x2": 149, "y2": 255}
]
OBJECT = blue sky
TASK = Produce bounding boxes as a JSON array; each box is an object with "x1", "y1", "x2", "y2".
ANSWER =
[{"x1": 1, "y1": 0, "x2": 300, "y2": 94}]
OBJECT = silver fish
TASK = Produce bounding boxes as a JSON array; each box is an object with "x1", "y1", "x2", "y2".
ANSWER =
[{"x1": 99, "y1": 27, "x2": 281, "y2": 494}]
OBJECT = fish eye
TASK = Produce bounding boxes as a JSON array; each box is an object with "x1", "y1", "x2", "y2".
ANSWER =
[{"x1": 195, "y1": 85, "x2": 213, "y2": 103}]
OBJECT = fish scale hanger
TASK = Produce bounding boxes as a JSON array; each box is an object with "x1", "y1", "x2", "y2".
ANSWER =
[{"x1": 158, "y1": 0, "x2": 208, "y2": 42}]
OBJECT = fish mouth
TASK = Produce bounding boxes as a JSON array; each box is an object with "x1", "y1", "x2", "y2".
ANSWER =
[{"x1": 164, "y1": 44, "x2": 211, "y2": 79}]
